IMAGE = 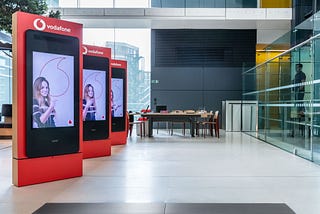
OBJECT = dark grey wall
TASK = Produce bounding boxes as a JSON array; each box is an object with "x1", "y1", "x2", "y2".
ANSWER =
[{"x1": 151, "y1": 29, "x2": 256, "y2": 115}]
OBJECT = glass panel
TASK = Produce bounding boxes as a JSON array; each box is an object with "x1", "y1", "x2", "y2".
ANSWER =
[
  {"x1": 83, "y1": 28, "x2": 151, "y2": 113},
  {"x1": 151, "y1": 0, "x2": 185, "y2": 8},
  {"x1": 58, "y1": 0, "x2": 150, "y2": 8},
  {"x1": 115, "y1": 0, "x2": 149, "y2": 8},
  {"x1": 186, "y1": 0, "x2": 225, "y2": 8},
  {"x1": 243, "y1": 35, "x2": 316, "y2": 162},
  {"x1": 226, "y1": 0, "x2": 257, "y2": 8},
  {"x1": 312, "y1": 11, "x2": 320, "y2": 164},
  {"x1": 257, "y1": 64, "x2": 267, "y2": 140},
  {"x1": 46, "y1": 0, "x2": 59, "y2": 7},
  {"x1": 0, "y1": 50, "x2": 12, "y2": 121},
  {"x1": 58, "y1": 0, "x2": 78, "y2": 7},
  {"x1": 80, "y1": 0, "x2": 113, "y2": 8},
  {"x1": 241, "y1": 8, "x2": 320, "y2": 165},
  {"x1": 242, "y1": 59, "x2": 258, "y2": 137}
]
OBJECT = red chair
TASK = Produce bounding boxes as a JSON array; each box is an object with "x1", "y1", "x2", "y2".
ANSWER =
[
  {"x1": 199, "y1": 111, "x2": 219, "y2": 138},
  {"x1": 128, "y1": 112, "x2": 146, "y2": 138}
]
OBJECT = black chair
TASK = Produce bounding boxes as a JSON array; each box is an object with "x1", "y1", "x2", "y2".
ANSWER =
[
  {"x1": 1, "y1": 104, "x2": 12, "y2": 123},
  {"x1": 0, "y1": 104, "x2": 12, "y2": 138}
]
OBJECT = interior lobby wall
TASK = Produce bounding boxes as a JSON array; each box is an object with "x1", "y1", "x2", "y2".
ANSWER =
[{"x1": 151, "y1": 29, "x2": 256, "y2": 114}]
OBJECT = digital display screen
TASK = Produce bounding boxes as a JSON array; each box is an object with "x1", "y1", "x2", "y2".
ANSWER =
[
  {"x1": 25, "y1": 29, "x2": 80, "y2": 158},
  {"x1": 83, "y1": 69, "x2": 106, "y2": 121},
  {"x1": 111, "y1": 78, "x2": 124, "y2": 118},
  {"x1": 32, "y1": 51, "x2": 74, "y2": 128}
]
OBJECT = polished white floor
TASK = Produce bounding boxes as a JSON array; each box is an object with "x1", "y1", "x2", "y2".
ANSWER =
[{"x1": 0, "y1": 130, "x2": 320, "y2": 214}]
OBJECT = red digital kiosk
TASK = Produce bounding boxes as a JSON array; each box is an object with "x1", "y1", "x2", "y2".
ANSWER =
[
  {"x1": 12, "y1": 12, "x2": 83, "y2": 186},
  {"x1": 82, "y1": 45, "x2": 111, "y2": 158},
  {"x1": 110, "y1": 60, "x2": 128, "y2": 145}
]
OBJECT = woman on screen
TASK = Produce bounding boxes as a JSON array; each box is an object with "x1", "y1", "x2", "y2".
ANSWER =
[
  {"x1": 33, "y1": 77, "x2": 56, "y2": 128},
  {"x1": 83, "y1": 84, "x2": 96, "y2": 121},
  {"x1": 111, "y1": 89, "x2": 121, "y2": 117}
]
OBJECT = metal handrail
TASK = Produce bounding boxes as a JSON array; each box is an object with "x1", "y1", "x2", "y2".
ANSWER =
[{"x1": 243, "y1": 32, "x2": 320, "y2": 75}]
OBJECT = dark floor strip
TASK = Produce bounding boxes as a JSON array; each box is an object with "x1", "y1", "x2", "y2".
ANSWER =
[{"x1": 33, "y1": 203, "x2": 295, "y2": 214}]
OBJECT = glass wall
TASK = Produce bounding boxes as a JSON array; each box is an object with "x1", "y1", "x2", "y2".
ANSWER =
[
  {"x1": 83, "y1": 28, "x2": 151, "y2": 113},
  {"x1": 52, "y1": 0, "x2": 153, "y2": 113},
  {"x1": 1, "y1": 29, "x2": 150, "y2": 121},
  {"x1": 242, "y1": 11, "x2": 320, "y2": 164},
  {"x1": 0, "y1": 50, "x2": 12, "y2": 120}
]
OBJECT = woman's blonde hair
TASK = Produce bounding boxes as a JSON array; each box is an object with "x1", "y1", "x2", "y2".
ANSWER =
[
  {"x1": 33, "y1": 76, "x2": 51, "y2": 107},
  {"x1": 84, "y1": 84, "x2": 95, "y2": 100}
]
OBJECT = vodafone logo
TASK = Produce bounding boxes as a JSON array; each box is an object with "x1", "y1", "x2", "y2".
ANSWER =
[
  {"x1": 83, "y1": 46, "x2": 104, "y2": 55},
  {"x1": 88, "y1": 49, "x2": 103, "y2": 55},
  {"x1": 33, "y1": 18, "x2": 72, "y2": 33},
  {"x1": 33, "y1": 18, "x2": 46, "y2": 31},
  {"x1": 83, "y1": 46, "x2": 88, "y2": 54},
  {"x1": 111, "y1": 63, "x2": 122, "y2": 67}
]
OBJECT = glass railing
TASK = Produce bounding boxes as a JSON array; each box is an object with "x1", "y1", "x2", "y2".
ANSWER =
[{"x1": 242, "y1": 11, "x2": 320, "y2": 164}]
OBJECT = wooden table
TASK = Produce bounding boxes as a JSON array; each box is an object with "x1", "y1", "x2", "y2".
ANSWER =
[{"x1": 141, "y1": 112, "x2": 210, "y2": 137}]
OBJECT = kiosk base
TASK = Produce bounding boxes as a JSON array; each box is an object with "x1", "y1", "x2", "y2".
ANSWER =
[
  {"x1": 83, "y1": 139, "x2": 111, "y2": 159},
  {"x1": 111, "y1": 131, "x2": 127, "y2": 145},
  {"x1": 13, "y1": 153, "x2": 83, "y2": 187}
]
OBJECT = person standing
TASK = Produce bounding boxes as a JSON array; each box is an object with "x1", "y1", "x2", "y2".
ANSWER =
[{"x1": 294, "y1": 63, "x2": 306, "y2": 115}]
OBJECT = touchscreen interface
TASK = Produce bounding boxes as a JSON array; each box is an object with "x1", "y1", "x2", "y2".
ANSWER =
[
  {"x1": 111, "y1": 78, "x2": 124, "y2": 118},
  {"x1": 83, "y1": 69, "x2": 106, "y2": 121},
  {"x1": 32, "y1": 51, "x2": 74, "y2": 128}
]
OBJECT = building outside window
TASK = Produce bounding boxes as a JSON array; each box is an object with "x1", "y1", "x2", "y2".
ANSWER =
[
  {"x1": 83, "y1": 28, "x2": 151, "y2": 113},
  {"x1": 0, "y1": 32, "x2": 12, "y2": 120},
  {"x1": 106, "y1": 41, "x2": 150, "y2": 112}
]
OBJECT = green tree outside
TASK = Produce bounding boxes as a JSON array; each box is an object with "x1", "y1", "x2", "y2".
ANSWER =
[{"x1": 0, "y1": 0, "x2": 50, "y2": 34}]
